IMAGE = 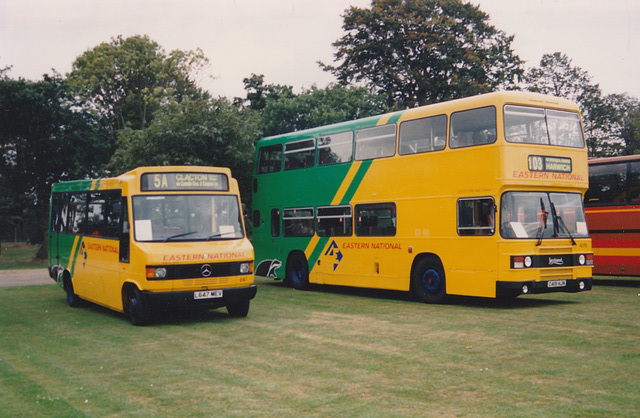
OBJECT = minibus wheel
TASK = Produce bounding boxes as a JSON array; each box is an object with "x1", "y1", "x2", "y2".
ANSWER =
[
  {"x1": 64, "y1": 275, "x2": 82, "y2": 308},
  {"x1": 412, "y1": 256, "x2": 447, "y2": 304},
  {"x1": 125, "y1": 285, "x2": 149, "y2": 326},
  {"x1": 285, "y1": 251, "x2": 309, "y2": 290},
  {"x1": 227, "y1": 299, "x2": 250, "y2": 317}
]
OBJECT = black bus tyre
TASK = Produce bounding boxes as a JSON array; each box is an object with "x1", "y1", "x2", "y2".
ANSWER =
[
  {"x1": 64, "y1": 276, "x2": 82, "y2": 307},
  {"x1": 227, "y1": 299, "x2": 250, "y2": 318},
  {"x1": 125, "y1": 286, "x2": 149, "y2": 326},
  {"x1": 285, "y1": 252, "x2": 310, "y2": 290},
  {"x1": 412, "y1": 256, "x2": 447, "y2": 304}
]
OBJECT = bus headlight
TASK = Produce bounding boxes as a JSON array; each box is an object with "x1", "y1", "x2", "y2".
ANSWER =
[
  {"x1": 524, "y1": 256, "x2": 532, "y2": 268},
  {"x1": 512, "y1": 256, "x2": 533, "y2": 269},
  {"x1": 579, "y1": 254, "x2": 586, "y2": 265},
  {"x1": 147, "y1": 267, "x2": 167, "y2": 279},
  {"x1": 240, "y1": 263, "x2": 251, "y2": 274}
]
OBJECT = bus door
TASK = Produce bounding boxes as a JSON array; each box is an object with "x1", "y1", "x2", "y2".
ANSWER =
[
  {"x1": 448, "y1": 197, "x2": 497, "y2": 297},
  {"x1": 255, "y1": 207, "x2": 286, "y2": 279}
]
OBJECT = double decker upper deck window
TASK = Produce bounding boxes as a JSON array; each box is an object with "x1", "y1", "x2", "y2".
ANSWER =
[
  {"x1": 285, "y1": 139, "x2": 316, "y2": 170},
  {"x1": 355, "y1": 124, "x2": 396, "y2": 160},
  {"x1": 504, "y1": 105, "x2": 585, "y2": 148},
  {"x1": 450, "y1": 106, "x2": 497, "y2": 148}
]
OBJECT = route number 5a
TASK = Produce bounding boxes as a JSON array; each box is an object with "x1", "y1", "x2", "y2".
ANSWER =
[{"x1": 154, "y1": 174, "x2": 168, "y2": 189}]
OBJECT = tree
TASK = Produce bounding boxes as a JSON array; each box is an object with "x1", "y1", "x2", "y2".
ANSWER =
[
  {"x1": 617, "y1": 97, "x2": 640, "y2": 155},
  {"x1": 525, "y1": 52, "x2": 596, "y2": 104},
  {"x1": 322, "y1": 0, "x2": 523, "y2": 108},
  {"x1": 0, "y1": 74, "x2": 110, "y2": 248},
  {"x1": 238, "y1": 74, "x2": 295, "y2": 112},
  {"x1": 110, "y1": 96, "x2": 259, "y2": 203},
  {"x1": 241, "y1": 75, "x2": 390, "y2": 137},
  {"x1": 67, "y1": 35, "x2": 209, "y2": 137},
  {"x1": 524, "y1": 52, "x2": 634, "y2": 156}
]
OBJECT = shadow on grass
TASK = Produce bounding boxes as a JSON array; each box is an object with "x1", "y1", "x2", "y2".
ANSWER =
[
  {"x1": 57, "y1": 294, "x2": 241, "y2": 327},
  {"x1": 256, "y1": 276, "x2": 577, "y2": 310},
  {"x1": 593, "y1": 278, "x2": 640, "y2": 288}
]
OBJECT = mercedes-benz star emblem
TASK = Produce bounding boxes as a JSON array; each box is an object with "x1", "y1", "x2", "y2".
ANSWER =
[{"x1": 201, "y1": 264, "x2": 212, "y2": 277}]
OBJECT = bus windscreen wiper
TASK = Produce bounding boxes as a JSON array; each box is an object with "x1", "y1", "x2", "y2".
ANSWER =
[
  {"x1": 551, "y1": 202, "x2": 576, "y2": 245},
  {"x1": 164, "y1": 231, "x2": 198, "y2": 242},
  {"x1": 535, "y1": 198, "x2": 548, "y2": 246}
]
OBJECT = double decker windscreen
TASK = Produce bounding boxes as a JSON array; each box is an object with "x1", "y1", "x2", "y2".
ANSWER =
[{"x1": 500, "y1": 192, "x2": 589, "y2": 240}]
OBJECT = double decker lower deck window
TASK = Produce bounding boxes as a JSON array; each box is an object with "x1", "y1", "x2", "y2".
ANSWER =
[
  {"x1": 317, "y1": 206, "x2": 352, "y2": 237},
  {"x1": 355, "y1": 203, "x2": 396, "y2": 236},
  {"x1": 457, "y1": 198, "x2": 495, "y2": 236},
  {"x1": 283, "y1": 207, "x2": 314, "y2": 237}
]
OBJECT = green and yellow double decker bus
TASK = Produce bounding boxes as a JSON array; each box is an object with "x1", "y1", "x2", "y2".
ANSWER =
[
  {"x1": 48, "y1": 166, "x2": 256, "y2": 325},
  {"x1": 252, "y1": 91, "x2": 593, "y2": 302}
]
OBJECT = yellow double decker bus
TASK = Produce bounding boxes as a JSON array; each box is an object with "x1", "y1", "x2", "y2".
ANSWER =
[
  {"x1": 48, "y1": 166, "x2": 256, "y2": 325},
  {"x1": 252, "y1": 91, "x2": 593, "y2": 302}
]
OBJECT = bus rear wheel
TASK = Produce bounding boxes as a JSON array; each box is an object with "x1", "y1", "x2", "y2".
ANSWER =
[
  {"x1": 412, "y1": 257, "x2": 447, "y2": 304},
  {"x1": 285, "y1": 252, "x2": 309, "y2": 290},
  {"x1": 125, "y1": 285, "x2": 150, "y2": 326}
]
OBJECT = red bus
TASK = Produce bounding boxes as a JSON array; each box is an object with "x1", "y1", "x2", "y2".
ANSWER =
[{"x1": 585, "y1": 155, "x2": 640, "y2": 276}]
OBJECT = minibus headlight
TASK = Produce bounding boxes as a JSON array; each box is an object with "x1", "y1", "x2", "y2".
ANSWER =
[
  {"x1": 154, "y1": 267, "x2": 167, "y2": 279},
  {"x1": 240, "y1": 263, "x2": 251, "y2": 274},
  {"x1": 579, "y1": 254, "x2": 586, "y2": 265}
]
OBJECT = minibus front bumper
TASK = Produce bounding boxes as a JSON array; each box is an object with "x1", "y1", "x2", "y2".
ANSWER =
[
  {"x1": 496, "y1": 277, "x2": 592, "y2": 298},
  {"x1": 141, "y1": 285, "x2": 257, "y2": 309}
]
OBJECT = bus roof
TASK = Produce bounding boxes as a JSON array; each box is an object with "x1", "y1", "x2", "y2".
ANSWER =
[
  {"x1": 257, "y1": 91, "x2": 581, "y2": 145},
  {"x1": 51, "y1": 166, "x2": 234, "y2": 193},
  {"x1": 588, "y1": 155, "x2": 640, "y2": 165}
]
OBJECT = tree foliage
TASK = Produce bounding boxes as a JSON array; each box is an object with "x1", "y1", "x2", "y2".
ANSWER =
[
  {"x1": 0, "y1": 74, "x2": 110, "y2": 243},
  {"x1": 322, "y1": 0, "x2": 523, "y2": 108},
  {"x1": 110, "y1": 96, "x2": 259, "y2": 202},
  {"x1": 241, "y1": 74, "x2": 390, "y2": 137},
  {"x1": 524, "y1": 52, "x2": 639, "y2": 156},
  {"x1": 67, "y1": 35, "x2": 209, "y2": 135}
]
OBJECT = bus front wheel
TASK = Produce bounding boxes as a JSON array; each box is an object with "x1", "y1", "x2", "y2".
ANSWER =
[
  {"x1": 125, "y1": 285, "x2": 150, "y2": 326},
  {"x1": 227, "y1": 299, "x2": 250, "y2": 317},
  {"x1": 285, "y1": 252, "x2": 309, "y2": 290},
  {"x1": 64, "y1": 275, "x2": 82, "y2": 308},
  {"x1": 412, "y1": 257, "x2": 447, "y2": 304}
]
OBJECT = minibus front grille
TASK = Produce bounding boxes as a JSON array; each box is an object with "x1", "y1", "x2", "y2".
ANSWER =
[{"x1": 147, "y1": 262, "x2": 248, "y2": 280}]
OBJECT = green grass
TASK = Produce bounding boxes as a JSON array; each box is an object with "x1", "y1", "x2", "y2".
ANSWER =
[
  {"x1": 1, "y1": 277, "x2": 639, "y2": 416},
  {"x1": 0, "y1": 242, "x2": 47, "y2": 270}
]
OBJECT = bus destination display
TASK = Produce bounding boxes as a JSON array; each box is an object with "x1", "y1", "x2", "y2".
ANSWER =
[
  {"x1": 141, "y1": 172, "x2": 229, "y2": 191},
  {"x1": 528, "y1": 155, "x2": 572, "y2": 173}
]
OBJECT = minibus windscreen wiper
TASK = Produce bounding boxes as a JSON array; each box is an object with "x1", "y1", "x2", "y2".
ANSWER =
[{"x1": 164, "y1": 231, "x2": 198, "y2": 242}]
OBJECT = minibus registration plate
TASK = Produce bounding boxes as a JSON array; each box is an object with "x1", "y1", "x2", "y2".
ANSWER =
[
  {"x1": 194, "y1": 290, "x2": 223, "y2": 300},
  {"x1": 547, "y1": 280, "x2": 566, "y2": 288}
]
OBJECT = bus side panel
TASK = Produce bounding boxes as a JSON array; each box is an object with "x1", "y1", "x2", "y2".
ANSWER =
[
  {"x1": 445, "y1": 239, "x2": 498, "y2": 298},
  {"x1": 311, "y1": 237, "x2": 410, "y2": 291},
  {"x1": 590, "y1": 234, "x2": 640, "y2": 276},
  {"x1": 586, "y1": 205, "x2": 640, "y2": 276}
]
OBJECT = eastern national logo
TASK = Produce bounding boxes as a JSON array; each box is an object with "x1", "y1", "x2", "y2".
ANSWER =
[{"x1": 324, "y1": 240, "x2": 343, "y2": 271}]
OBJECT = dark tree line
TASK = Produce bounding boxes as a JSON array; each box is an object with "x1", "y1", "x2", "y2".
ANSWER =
[{"x1": 1, "y1": 0, "x2": 638, "y2": 251}]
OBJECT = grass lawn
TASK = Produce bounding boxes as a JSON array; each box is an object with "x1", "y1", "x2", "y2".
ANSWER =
[
  {"x1": 0, "y1": 242, "x2": 47, "y2": 270},
  {"x1": 1, "y1": 275, "x2": 639, "y2": 416}
]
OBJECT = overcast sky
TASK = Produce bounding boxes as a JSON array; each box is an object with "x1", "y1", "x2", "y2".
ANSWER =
[{"x1": 1, "y1": 0, "x2": 639, "y2": 100}]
